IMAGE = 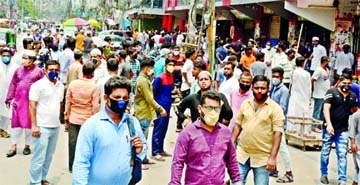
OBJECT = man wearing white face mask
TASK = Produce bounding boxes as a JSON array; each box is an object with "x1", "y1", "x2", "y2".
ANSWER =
[
  {"x1": 270, "y1": 67, "x2": 294, "y2": 183},
  {"x1": 170, "y1": 92, "x2": 241, "y2": 185},
  {"x1": 152, "y1": 59, "x2": 175, "y2": 161},
  {"x1": 262, "y1": 41, "x2": 276, "y2": 78}
]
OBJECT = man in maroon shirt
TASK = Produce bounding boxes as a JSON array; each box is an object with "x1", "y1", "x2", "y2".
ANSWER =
[{"x1": 170, "y1": 92, "x2": 241, "y2": 185}]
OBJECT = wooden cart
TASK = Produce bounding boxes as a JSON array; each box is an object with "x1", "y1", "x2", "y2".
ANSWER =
[{"x1": 286, "y1": 116, "x2": 323, "y2": 151}]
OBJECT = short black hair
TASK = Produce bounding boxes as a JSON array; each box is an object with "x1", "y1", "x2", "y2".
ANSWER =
[
  {"x1": 193, "y1": 61, "x2": 207, "y2": 70},
  {"x1": 0, "y1": 47, "x2": 11, "y2": 55},
  {"x1": 107, "y1": 58, "x2": 119, "y2": 72},
  {"x1": 104, "y1": 76, "x2": 131, "y2": 96},
  {"x1": 225, "y1": 61, "x2": 235, "y2": 70},
  {"x1": 23, "y1": 38, "x2": 33, "y2": 48},
  {"x1": 252, "y1": 75, "x2": 269, "y2": 87},
  {"x1": 272, "y1": 67, "x2": 284, "y2": 77},
  {"x1": 321, "y1": 56, "x2": 330, "y2": 64},
  {"x1": 74, "y1": 51, "x2": 83, "y2": 60},
  {"x1": 66, "y1": 37, "x2": 76, "y2": 48},
  {"x1": 227, "y1": 55, "x2": 237, "y2": 62},
  {"x1": 43, "y1": 36, "x2": 53, "y2": 44},
  {"x1": 140, "y1": 57, "x2": 155, "y2": 69},
  {"x1": 200, "y1": 92, "x2": 221, "y2": 106},
  {"x1": 185, "y1": 48, "x2": 196, "y2": 59},
  {"x1": 165, "y1": 58, "x2": 176, "y2": 65},
  {"x1": 342, "y1": 68, "x2": 352, "y2": 77},
  {"x1": 82, "y1": 62, "x2": 95, "y2": 75},
  {"x1": 45, "y1": 60, "x2": 60, "y2": 70},
  {"x1": 245, "y1": 47, "x2": 252, "y2": 51},
  {"x1": 339, "y1": 74, "x2": 352, "y2": 82},
  {"x1": 286, "y1": 49, "x2": 295, "y2": 55},
  {"x1": 119, "y1": 50, "x2": 127, "y2": 59},
  {"x1": 295, "y1": 57, "x2": 306, "y2": 67},
  {"x1": 240, "y1": 71, "x2": 252, "y2": 80},
  {"x1": 104, "y1": 36, "x2": 111, "y2": 42},
  {"x1": 256, "y1": 52, "x2": 265, "y2": 61}
]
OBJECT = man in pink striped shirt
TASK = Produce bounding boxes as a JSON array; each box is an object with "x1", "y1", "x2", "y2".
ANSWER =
[{"x1": 65, "y1": 62, "x2": 100, "y2": 172}]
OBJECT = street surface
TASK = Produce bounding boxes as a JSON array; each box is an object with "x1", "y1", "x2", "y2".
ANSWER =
[{"x1": 0, "y1": 108, "x2": 356, "y2": 185}]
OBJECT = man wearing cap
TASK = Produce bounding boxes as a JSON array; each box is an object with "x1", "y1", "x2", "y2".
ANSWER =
[
  {"x1": 5, "y1": 50, "x2": 44, "y2": 157},
  {"x1": 0, "y1": 48, "x2": 19, "y2": 138},
  {"x1": 176, "y1": 71, "x2": 233, "y2": 131},
  {"x1": 309, "y1": 36, "x2": 327, "y2": 75},
  {"x1": 90, "y1": 48, "x2": 108, "y2": 84},
  {"x1": 75, "y1": 30, "x2": 85, "y2": 52},
  {"x1": 154, "y1": 48, "x2": 171, "y2": 77}
]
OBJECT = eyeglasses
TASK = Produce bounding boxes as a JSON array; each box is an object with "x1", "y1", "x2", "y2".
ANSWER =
[{"x1": 202, "y1": 106, "x2": 221, "y2": 112}]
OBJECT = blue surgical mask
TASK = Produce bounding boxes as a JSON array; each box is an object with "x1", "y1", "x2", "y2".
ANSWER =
[
  {"x1": 2, "y1": 56, "x2": 10, "y2": 64},
  {"x1": 48, "y1": 71, "x2": 58, "y2": 81}
]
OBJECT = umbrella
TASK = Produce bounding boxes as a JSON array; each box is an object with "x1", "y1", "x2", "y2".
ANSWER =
[
  {"x1": 88, "y1": 19, "x2": 100, "y2": 27},
  {"x1": 63, "y1": 18, "x2": 89, "y2": 27},
  {"x1": 106, "y1": 19, "x2": 116, "y2": 26}
]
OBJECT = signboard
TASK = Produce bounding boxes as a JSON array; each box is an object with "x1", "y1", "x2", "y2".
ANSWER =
[
  {"x1": 269, "y1": 16, "x2": 280, "y2": 39},
  {"x1": 329, "y1": 18, "x2": 353, "y2": 58}
]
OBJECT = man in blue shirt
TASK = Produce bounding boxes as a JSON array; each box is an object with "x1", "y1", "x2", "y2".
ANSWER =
[
  {"x1": 73, "y1": 76, "x2": 147, "y2": 185},
  {"x1": 269, "y1": 67, "x2": 294, "y2": 183}
]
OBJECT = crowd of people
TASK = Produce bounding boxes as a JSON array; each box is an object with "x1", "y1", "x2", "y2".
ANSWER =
[{"x1": 0, "y1": 25, "x2": 358, "y2": 185}]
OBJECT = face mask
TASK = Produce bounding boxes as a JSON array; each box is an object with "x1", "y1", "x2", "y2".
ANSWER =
[
  {"x1": 239, "y1": 83, "x2": 251, "y2": 91},
  {"x1": 201, "y1": 109, "x2": 219, "y2": 126},
  {"x1": 340, "y1": 85, "x2": 351, "y2": 92},
  {"x1": 2, "y1": 56, "x2": 10, "y2": 64},
  {"x1": 173, "y1": 51, "x2": 180, "y2": 56},
  {"x1": 253, "y1": 92, "x2": 268, "y2": 102},
  {"x1": 92, "y1": 58, "x2": 98, "y2": 65},
  {"x1": 147, "y1": 69, "x2": 154, "y2": 77},
  {"x1": 343, "y1": 48, "x2": 350, "y2": 54},
  {"x1": 22, "y1": 59, "x2": 32, "y2": 67},
  {"x1": 109, "y1": 98, "x2": 128, "y2": 115},
  {"x1": 166, "y1": 65, "x2": 175, "y2": 73},
  {"x1": 10, "y1": 48, "x2": 15, "y2": 56},
  {"x1": 266, "y1": 45, "x2": 271, "y2": 50},
  {"x1": 312, "y1": 44, "x2": 318, "y2": 47},
  {"x1": 272, "y1": 78, "x2": 281, "y2": 86},
  {"x1": 223, "y1": 73, "x2": 229, "y2": 79},
  {"x1": 47, "y1": 70, "x2": 58, "y2": 81}
]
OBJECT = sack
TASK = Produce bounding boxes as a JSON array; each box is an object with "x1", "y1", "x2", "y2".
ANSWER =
[{"x1": 127, "y1": 115, "x2": 142, "y2": 185}]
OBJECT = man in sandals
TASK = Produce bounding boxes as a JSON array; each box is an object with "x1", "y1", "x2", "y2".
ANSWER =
[
  {"x1": 270, "y1": 67, "x2": 294, "y2": 183},
  {"x1": 320, "y1": 70, "x2": 358, "y2": 185}
]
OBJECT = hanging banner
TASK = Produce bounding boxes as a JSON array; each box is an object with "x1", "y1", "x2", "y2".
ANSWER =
[
  {"x1": 329, "y1": 18, "x2": 353, "y2": 58},
  {"x1": 254, "y1": 20, "x2": 260, "y2": 39},
  {"x1": 288, "y1": 20, "x2": 296, "y2": 43}
]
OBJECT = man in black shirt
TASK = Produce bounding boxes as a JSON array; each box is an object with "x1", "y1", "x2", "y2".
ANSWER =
[
  {"x1": 320, "y1": 74, "x2": 358, "y2": 185},
  {"x1": 175, "y1": 71, "x2": 232, "y2": 132}
]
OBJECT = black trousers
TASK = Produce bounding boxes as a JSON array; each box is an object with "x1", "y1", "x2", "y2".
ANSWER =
[{"x1": 68, "y1": 123, "x2": 81, "y2": 171}]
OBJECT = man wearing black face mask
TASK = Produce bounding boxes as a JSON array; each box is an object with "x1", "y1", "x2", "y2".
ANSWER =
[
  {"x1": 320, "y1": 74, "x2": 358, "y2": 185},
  {"x1": 232, "y1": 75, "x2": 284, "y2": 185},
  {"x1": 229, "y1": 72, "x2": 253, "y2": 130},
  {"x1": 334, "y1": 44, "x2": 354, "y2": 78},
  {"x1": 73, "y1": 76, "x2": 147, "y2": 184}
]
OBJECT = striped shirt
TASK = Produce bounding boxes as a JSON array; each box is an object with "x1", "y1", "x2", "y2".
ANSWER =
[{"x1": 279, "y1": 59, "x2": 295, "y2": 84}]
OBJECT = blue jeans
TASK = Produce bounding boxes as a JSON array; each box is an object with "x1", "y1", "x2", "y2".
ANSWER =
[
  {"x1": 320, "y1": 130, "x2": 349, "y2": 183},
  {"x1": 139, "y1": 118, "x2": 151, "y2": 139},
  {"x1": 312, "y1": 98, "x2": 324, "y2": 129},
  {"x1": 239, "y1": 159, "x2": 270, "y2": 185},
  {"x1": 29, "y1": 127, "x2": 60, "y2": 185}
]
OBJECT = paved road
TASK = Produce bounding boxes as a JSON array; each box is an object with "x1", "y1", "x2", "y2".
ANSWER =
[{"x1": 0, "y1": 108, "x2": 356, "y2": 185}]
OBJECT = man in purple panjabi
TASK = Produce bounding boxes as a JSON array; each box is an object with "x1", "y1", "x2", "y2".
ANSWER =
[{"x1": 5, "y1": 50, "x2": 44, "y2": 157}]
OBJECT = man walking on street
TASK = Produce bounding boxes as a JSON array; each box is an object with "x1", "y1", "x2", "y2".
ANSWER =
[
  {"x1": 0, "y1": 48, "x2": 18, "y2": 138},
  {"x1": 309, "y1": 36, "x2": 327, "y2": 75},
  {"x1": 152, "y1": 59, "x2": 175, "y2": 160},
  {"x1": 73, "y1": 76, "x2": 147, "y2": 184},
  {"x1": 65, "y1": 63, "x2": 100, "y2": 172},
  {"x1": 5, "y1": 50, "x2": 44, "y2": 157},
  {"x1": 232, "y1": 75, "x2": 284, "y2": 185},
  {"x1": 135, "y1": 57, "x2": 167, "y2": 169},
  {"x1": 270, "y1": 67, "x2": 294, "y2": 183},
  {"x1": 170, "y1": 92, "x2": 241, "y2": 185},
  {"x1": 29, "y1": 60, "x2": 64, "y2": 185},
  {"x1": 320, "y1": 73, "x2": 358, "y2": 185}
]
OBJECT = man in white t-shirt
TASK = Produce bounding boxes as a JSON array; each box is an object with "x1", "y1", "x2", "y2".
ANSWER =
[
  {"x1": 180, "y1": 49, "x2": 196, "y2": 98},
  {"x1": 29, "y1": 60, "x2": 64, "y2": 185},
  {"x1": 334, "y1": 44, "x2": 354, "y2": 77},
  {"x1": 219, "y1": 61, "x2": 240, "y2": 102},
  {"x1": 311, "y1": 56, "x2": 331, "y2": 132}
]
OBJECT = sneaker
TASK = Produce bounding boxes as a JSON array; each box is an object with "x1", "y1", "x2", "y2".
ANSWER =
[
  {"x1": 320, "y1": 176, "x2": 329, "y2": 184},
  {"x1": 23, "y1": 147, "x2": 31, "y2": 155}
]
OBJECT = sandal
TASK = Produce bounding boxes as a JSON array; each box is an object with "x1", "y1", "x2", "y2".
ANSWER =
[
  {"x1": 160, "y1": 151, "x2": 173, "y2": 157},
  {"x1": 152, "y1": 154, "x2": 166, "y2": 161},
  {"x1": 269, "y1": 170, "x2": 279, "y2": 177},
  {"x1": 276, "y1": 173, "x2": 294, "y2": 183},
  {"x1": 6, "y1": 149, "x2": 16, "y2": 158}
]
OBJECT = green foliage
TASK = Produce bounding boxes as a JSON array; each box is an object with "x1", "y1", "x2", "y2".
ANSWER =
[{"x1": 17, "y1": 0, "x2": 40, "y2": 18}]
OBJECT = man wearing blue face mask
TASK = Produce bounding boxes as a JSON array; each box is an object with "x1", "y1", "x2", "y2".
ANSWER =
[
  {"x1": 73, "y1": 76, "x2": 147, "y2": 184},
  {"x1": 28, "y1": 60, "x2": 64, "y2": 185},
  {"x1": 0, "y1": 48, "x2": 18, "y2": 138}
]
